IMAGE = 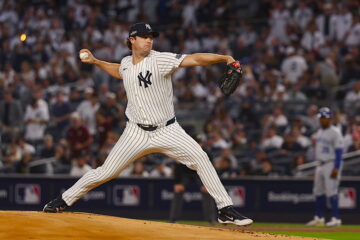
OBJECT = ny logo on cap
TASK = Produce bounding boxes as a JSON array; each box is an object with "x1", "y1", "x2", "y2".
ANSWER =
[{"x1": 145, "y1": 24, "x2": 151, "y2": 30}]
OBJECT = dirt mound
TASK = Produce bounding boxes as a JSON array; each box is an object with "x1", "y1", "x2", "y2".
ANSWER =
[{"x1": 0, "y1": 211, "x2": 326, "y2": 240}]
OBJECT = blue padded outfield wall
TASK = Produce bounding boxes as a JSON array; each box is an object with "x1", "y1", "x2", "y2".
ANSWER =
[{"x1": 0, "y1": 176, "x2": 359, "y2": 223}]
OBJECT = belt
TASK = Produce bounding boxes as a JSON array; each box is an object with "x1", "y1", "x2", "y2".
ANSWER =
[{"x1": 126, "y1": 116, "x2": 176, "y2": 131}]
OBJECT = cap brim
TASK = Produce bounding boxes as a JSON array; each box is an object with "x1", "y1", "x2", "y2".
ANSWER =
[
  {"x1": 140, "y1": 31, "x2": 159, "y2": 37},
  {"x1": 130, "y1": 31, "x2": 159, "y2": 38},
  {"x1": 317, "y1": 114, "x2": 331, "y2": 118}
]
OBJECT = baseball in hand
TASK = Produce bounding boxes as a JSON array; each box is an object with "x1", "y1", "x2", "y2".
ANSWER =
[{"x1": 79, "y1": 52, "x2": 89, "y2": 60}]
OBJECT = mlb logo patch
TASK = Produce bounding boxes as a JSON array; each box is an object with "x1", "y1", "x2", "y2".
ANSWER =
[
  {"x1": 15, "y1": 184, "x2": 41, "y2": 204},
  {"x1": 113, "y1": 185, "x2": 140, "y2": 206},
  {"x1": 227, "y1": 186, "x2": 246, "y2": 207},
  {"x1": 339, "y1": 187, "x2": 356, "y2": 209}
]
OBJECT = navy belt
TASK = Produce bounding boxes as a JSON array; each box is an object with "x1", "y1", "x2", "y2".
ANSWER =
[{"x1": 126, "y1": 116, "x2": 176, "y2": 131}]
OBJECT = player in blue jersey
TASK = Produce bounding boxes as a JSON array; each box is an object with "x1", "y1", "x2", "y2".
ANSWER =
[{"x1": 307, "y1": 107, "x2": 344, "y2": 227}]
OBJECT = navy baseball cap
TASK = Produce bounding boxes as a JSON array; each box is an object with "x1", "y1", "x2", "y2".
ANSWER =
[
  {"x1": 317, "y1": 107, "x2": 332, "y2": 118},
  {"x1": 129, "y1": 22, "x2": 159, "y2": 38}
]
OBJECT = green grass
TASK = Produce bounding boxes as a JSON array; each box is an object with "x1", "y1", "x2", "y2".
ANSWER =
[
  {"x1": 170, "y1": 221, "x2": 360, "y2": 229},
  {"x1": 271, "y1": 232, "x2": 360, "y2": 240},
  {"x1": 162, "y1": 221, "x2": 360, "y2": 240},
  {"x1": 253, "y1": 222, "x2": 360, "y2": 229}
]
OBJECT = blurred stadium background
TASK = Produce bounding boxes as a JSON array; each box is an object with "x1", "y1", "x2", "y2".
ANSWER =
[{"x1": 0, "y1": 0, "x2": 359, "y2": 224}]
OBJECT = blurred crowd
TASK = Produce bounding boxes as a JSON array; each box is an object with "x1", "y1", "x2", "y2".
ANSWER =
[{"x1": 0, "y1": 0, "x2": 359, "y2": 177}]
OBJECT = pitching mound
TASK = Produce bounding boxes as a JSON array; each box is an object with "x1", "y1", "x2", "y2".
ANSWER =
[{"x1": 0, "y1": 211, "x2": 325, "y2": 240}]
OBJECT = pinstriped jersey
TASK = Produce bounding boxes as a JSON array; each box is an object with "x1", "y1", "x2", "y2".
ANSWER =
[
  {"x1": 119, "y1": 50, "x2": 186, "y2": 125},
  {"x1": 314, "y1": 126, "x2": 344, "y2": 162}
]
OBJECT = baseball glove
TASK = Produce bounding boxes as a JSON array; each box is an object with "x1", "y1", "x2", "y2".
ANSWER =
[{"x1": 218, "y1": 61, "x2": 243, "y2": 96}]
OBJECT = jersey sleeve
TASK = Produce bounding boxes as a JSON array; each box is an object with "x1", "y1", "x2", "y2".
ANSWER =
[
  {"x1": 156, "y1": 52, "x2": 187, "y2": 77},
  {"x1": 119, "y1": 56, "x2": 129, "y2": 77}
]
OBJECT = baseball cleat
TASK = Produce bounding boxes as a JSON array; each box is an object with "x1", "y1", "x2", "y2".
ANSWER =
[
  {"x1": 217, "y1": 206, "x2": 253, "y2": 226},
  {"x1": 43, "y1": 196, "x2": 68, "y2": 213},
  {"x1": 326, "y1": 217, "x2": 342, "y2": 227},
  {"x1": 306, "y1": 216, "x2": 325, "y2": 226}
]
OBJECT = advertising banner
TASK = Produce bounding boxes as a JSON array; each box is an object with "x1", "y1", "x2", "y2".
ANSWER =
[{"x1": 0, "y1": 177, "x2": 358, "y2": 217}]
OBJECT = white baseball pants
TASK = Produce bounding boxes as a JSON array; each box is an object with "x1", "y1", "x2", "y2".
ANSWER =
[
  {"x1": 62, "y1": 121, "x2": 233, "y2": 209},
  {"x1": 313, "y1": 161, "x2": 341, "y2": 197}
]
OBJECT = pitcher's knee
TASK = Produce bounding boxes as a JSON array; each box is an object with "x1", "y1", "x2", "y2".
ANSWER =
[
  {"x1": 90, "y1": 167, "x2": 117, "y2": 183},
  {"x1": 185, "y1": 152, "x2": 211, "y2": 171}
]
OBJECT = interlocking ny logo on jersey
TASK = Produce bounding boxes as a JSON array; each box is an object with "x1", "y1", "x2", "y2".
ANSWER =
[{"x1": 138, "y1": 71, "x2": 152, "y2": 88}]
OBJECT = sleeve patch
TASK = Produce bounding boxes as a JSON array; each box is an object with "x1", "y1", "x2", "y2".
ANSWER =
[{"x1": 175, "y1": 54, "x2": 183, "y2": 59}]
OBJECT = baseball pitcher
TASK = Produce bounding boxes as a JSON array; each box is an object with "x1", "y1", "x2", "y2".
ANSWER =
[{"x1": 43, "y1": 22, "x2": 252, "y2": 226}]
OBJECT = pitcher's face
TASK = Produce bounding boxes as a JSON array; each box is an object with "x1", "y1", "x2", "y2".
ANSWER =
[{"x1": 131, "y1": 35, "x2": 153, "y2": 56}]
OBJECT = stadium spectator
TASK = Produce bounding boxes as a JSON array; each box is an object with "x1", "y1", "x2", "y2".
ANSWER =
[
  {"x1": 203, "y1": 130, "x2": 230, "y2": 151},
  {"x1": 293, "y1": 1, "x2": 313, "y2": 30},
  {"x1": 230, "y1": 127, "x2": 247, "y2": 151},
  {"x1": 215, "y1": 157, "x2": 237, "y2": 178},
  {"x1": 255, "y1": 158, "x2": 277, "y2": 176},
  {"x1": 77, "y1": 88, "x2": 100, "y2": 137},
  {"x1": 237, "y1": 86, "x2": 259, "y2": 128},
  {"x1": 130, "y1": 160, "x2": 149, "y2": 177},
  {"x1": 315, "y1": 2, "x2": 336, "y2": 41},
  {"x1": 149, "y1": 162, "x2": 172, "y2": 177},
  {"x1": 15, "y1": 151, "x2": 32, "y2": 174},
  {"x1": 238, "y1": 23, "x2": 258, "y2": 48},
  {"x1": 0, "y1": 152, "x2": 16, "y2": 173},
  {"x1": 347, "y1": 132, "x2": 360, "y2": 153},
  {"x1": 49, "y1": 90, "x2": 72, "y2": 141},
  {"x1": 15, "y1": 136, "x2": 35, "y2": 158},
  {"x1": 301, "y1": 21, "x2": 325, "y2": 52},
  {"x1": 300, "y1": 105, "x2": 320, "y2": 135},
  {"x1": 261, "y1": 127, "x2": 284, "y2": 151},
  {"x1": 211, "y1": 106, "x2": 235, "y2": 138},
  {"x1": 345, "y1": 15, "x2": 360, "y2": 48},
  {"x1": 269, "y1": 1, "x2": 291, "y2": 43},
  {"x1": 24, "y1": 97, "x2": 49, "y2": 147},
  {"x1": 340, "y1": 48, "x2": 360, "y2": 86},
  {"x1": 53, "y1": 144, "x2": 71, "y2": 173},
  {"x1": 214, "y1": 148, "x2": 238, "y2": 169},
  {"x1": 98, "y1": 131, "x2": 119, "y2": 156},
  {"x1": 279, "y1": 133, "x2": 304, "y2": 155},
  {"x1": 0, "y1": 90, "x2": 23, "y2": 142},
  {"x1": 182, "y1": 0, "x2": 198, "y2": 27},
  {"x1": 292, "y1": 126, "x2": 311, "y2": 149},
  {"x1": 70, "y1": 154, "x2": 92, "y2": 177},
  {"x1": 292, "y1": 154, "x2": 307, "y2": 176},
  {"x1": 332, "y1": 4, "x2": 353, "y2": 42},
  {"x1": 38, "y1": 134, "x2": 55, "y2": 159},
  {"x1": 249, "y1": 150, "x2": 267, "y2": 174},
  {"x1": 314, "y1": 52, "x2": 339, "y2": 98},
  {"x1": 97, "y1": 92, "x2": 122, "y2": 129},
  {"x1": 281, "y1": 46, "x2": 308, "y2": 84},
  {"x1": 264, "y1": 106, "x2": 289, "y2": 131},
  {"x1": 344, "y1": 81, "x2": 360, "y2": 117},
  {"x1": 66, "y1": 112, "x2": 93, "y2": 158}
]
